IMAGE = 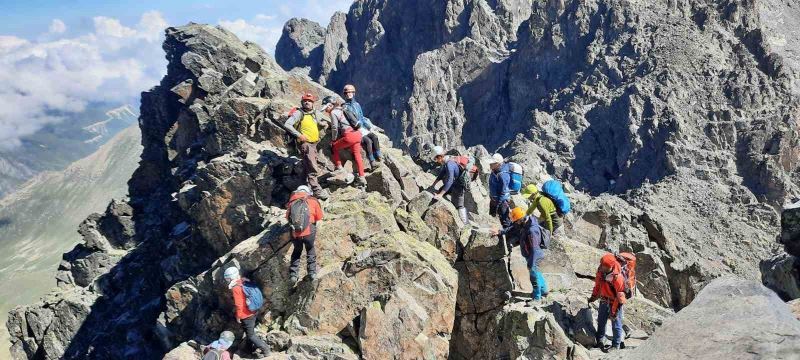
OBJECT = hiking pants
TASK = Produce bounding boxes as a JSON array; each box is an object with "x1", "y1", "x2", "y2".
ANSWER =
[
  {"x1": 447, "y1": 184, "x2": 466, "y2": 209},
  {"x1": 242, "y1": 315, "x2": 271, "y2": 354},
  {"x1": 596, "y1": 302, "x2": 624, "y2": 346},
  {"x1": 331, "y1": 131, "x2": 365, "y2": 177},
  {"x1": 490, "y1": 199, "x2": 512, "y2": 230},
  {"x1": 361, "y1": 132, "x2": 381, "y2": 162},
  {"x1": 300, "y1": 142, "x2": 323, "y2": 194},
  {"x1": 289, "y1": 225, "x2": 317, "y2": 278},
  {"x1": 526, "y1": 249, "x2": 547, "y2": 300}
]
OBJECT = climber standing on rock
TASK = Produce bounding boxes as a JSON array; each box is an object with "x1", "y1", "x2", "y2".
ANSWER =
[
  {"x1": 284, "y1": 92, "x2": 330, "y2": 200},
  {"x1": 588, "y1": 253, "x2": 628, "y2": 351},
  {"x1": 342, "y1": 84, "x2": 383, "y2": 168},
  {"x1": 520, "y1": 184, "x2": 561, "y2": 234},
  {"x1": 488, "y1": 153, "x2": 512, "y2": 232},
  {"x1": 494, "y1": 207, "x2": 549, "y2": 301},
  {"x1": 323, "y1": 95, "x2": 368, "y2": 188},
  {"x1": 430, "y1": 145, "x2": 472, "y2": 225},
  {"x1": 286, "y1": 185, "x2": 324, "y2": 283},
  {"x1": 222, "y1": 267, "x2": 272, "y2": 356}
]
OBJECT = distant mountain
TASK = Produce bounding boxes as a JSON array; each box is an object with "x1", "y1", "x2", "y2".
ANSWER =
[
  {"x1": 0, "y1": 104, "x2": 138, "y2": 197},
  {"x1": 0, "y1": 126, "x2": 142, "y2": 359}
]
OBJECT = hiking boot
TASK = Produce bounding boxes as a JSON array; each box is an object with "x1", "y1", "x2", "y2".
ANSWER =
[{"x1": 355, "y1": 176, "x2": 367, "y2": 188}]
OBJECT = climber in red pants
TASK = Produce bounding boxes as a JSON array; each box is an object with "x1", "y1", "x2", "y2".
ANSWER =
[{"x1": 323, "y1": 95, "x2": 367, "y2": 187}]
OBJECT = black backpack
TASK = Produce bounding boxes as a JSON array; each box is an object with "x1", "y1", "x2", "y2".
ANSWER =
[
  {"x1": 288, "y1": 197, "x2": 311, "y2": 233},
  {"x1": 202, "y1": 349, "x2": 223, "y2": 360},
  {"x1": 342, "y1": 107, "x2": 361, "y2": 130}
]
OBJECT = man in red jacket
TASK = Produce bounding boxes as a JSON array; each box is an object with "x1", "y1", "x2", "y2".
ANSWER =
[
  {"x1": 223, "y1": 267, "x2": 271, "y2": 356},
  {"x1": 286, "y1": 185, "x2": 324, "y2": 284},
  {"x1": 588, "y1": 253, "x2": 627, "y2": 350}
]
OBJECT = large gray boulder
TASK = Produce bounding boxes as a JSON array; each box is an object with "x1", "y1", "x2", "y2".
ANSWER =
[{"x1": 621, "y1": 277, "x2": 800, "y2": 360}]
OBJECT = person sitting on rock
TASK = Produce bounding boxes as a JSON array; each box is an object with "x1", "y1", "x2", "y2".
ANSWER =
[
  {"x1": 284, "y1": 92, "x2": 330, "y2": 200},
  {"x1": 430, "y1": 145, "x2": 470, "y2": 225},
  {"x1": 201, "y1": 330, "x2": 235, "y2": 360},
  {"x1": 342, "y1": 84, "x2": 383, "y2": 168},
  {"x1": 588, "y1": 253, "x2": 628, "y2": 351},
  {"x1": 520, "y1": 184, "x2": 561, "y2": 234},
  {"x1": 222, "y1": 267, "x2": 272, "y2": 356},
  {"x1": 488, "y1": 153, "x2": 512, "y2": 231},
  {"x1": 495, "y1": 207, "x2": 549, "y2": 301},
  {"x1": 286, "y1": 185, "x2": 324, "y2": 283},
  {"x1": 323, "y1": 95, "x2": 367, "y2": 188}
]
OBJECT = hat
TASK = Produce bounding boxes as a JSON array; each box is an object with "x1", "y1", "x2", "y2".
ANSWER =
[
  {"x1": 223, "y1": 267, "x2": 240, "y2": 280},
  {"x1": 431, "y1": 145, "x2": 444, "y2": 159},
  {"x1": 296, "y1": 185, "x2": 312, "y2": 195},
  {"x1": 510, "y1": 207, "x2": 526, "y2": 222},
  {"x1": 489, "y1": 153, "x2": 504, "y2": 164},
  {"x1": 301, "y1": 92, "x2": 315, "y2": 102},
  {"x1": 520, "y1": 184, "x2": 538, "y2": 197},
  {"x1": 219, "y1": 331, "x2": 235, "y2": 344}
]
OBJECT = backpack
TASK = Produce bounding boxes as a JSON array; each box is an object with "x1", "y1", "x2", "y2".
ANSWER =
[
  {"x1": 242, "y1": 280, "x2": 264, "y2": 312},
  {"x1": 288, "y1": 197, "x2": 311, "y2": 233},
  {"x1": 454, "y1": 155, "x2": 479, "y2": 183},
  {"x1": 541, "y1": 180, "x2": 572, "y2": 216},
  {"x1": 538, "y1": 224, "x2": 552, "y2": 250},
  {"x1": 615, "y1": 252, "x2": 637, "y2": 299},
  {"x1": 203, "y1": 349, "x2": 223, "y2": 360},
  {"x1": 341, "y1": 107, "x2": 361, "y2": 130},
  {"x1": 508, "y1": 162, "x2": 524, "y2": 192}
]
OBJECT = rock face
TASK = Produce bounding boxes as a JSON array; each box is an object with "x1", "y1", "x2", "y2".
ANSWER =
[
  {"x1": 762, "y1": 201, "x2": 800, "y2": 300},
  {"x1": 277, "y1": 0, "x2": 800, "y2": 310},
  {"x1": 621, "y1": 276, "x2": 800, "y2": 360},
  {"x1": 275, "y1": 18, "x2": 326, "y2": 77}
]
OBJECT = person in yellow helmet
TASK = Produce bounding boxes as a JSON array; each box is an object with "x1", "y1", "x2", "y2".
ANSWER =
[{"x1": 520, "y1": 184, "x2": 561, "y2": 233}]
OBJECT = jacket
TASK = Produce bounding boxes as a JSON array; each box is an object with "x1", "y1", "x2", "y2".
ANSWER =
[
  {"x1": 230, "y1": 278, "x2": 256, "y2": 320},
  {"x1": 437, "y1": 159, "x2": 463, "y2": 194},
  {"x1": 286, "y1": 192, "x2": 323, "y2": 238},
  {"x1": 489, "y1": 163, "x2": 511, "y2": 201},
  {"x1": 526, "y1": 193, "x2": 560, "y2": 232},
  {"x1": 329, "y1": 107, "x2": 354, "y2": 140},
  {"x1": 504, "y1": 216, "x2": 543, "y2": 261},
  {"x1": 284, "y1": 109, "x2": 321, "y2": 143},
  {"x1": 591, "y1": 253, "x2": 627, "y2": 316}
]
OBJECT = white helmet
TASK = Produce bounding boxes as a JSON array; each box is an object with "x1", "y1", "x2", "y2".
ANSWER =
[
  {"x1": 432, "y1": 145, "x2": 445, "y2": 159},
  {"x1": 490, "y1": 153, "x2": 504, "y2": 164},
  {"x1": 296, "y1": 185, "x2": 312, "y2": 194},
  {"x1": 223, "y1": 267, "x2": 240, "y2": 280}
]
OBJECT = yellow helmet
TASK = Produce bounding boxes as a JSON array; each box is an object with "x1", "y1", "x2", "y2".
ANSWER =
[
  {"x1": 520, "y1": 184, "x2": 538, "y2": 198},
  {"x1": 511, "y1": 207, "x2": 526, "y2": 222}
]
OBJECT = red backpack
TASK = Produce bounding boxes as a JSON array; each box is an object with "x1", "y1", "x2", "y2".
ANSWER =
[
  {"x1": 453, "y1": 155, "x2": 479, "y2": 181},
  {"x1": 615, "y1": 252, "x2": 637, "y2": 298}
]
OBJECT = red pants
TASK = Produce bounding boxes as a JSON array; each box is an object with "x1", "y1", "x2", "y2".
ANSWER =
[{"x1": 331, "y1": 130, "x2": 365, "y2": 177}]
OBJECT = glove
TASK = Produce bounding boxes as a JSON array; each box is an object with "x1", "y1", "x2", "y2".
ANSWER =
[{"x1": 587, "y1": 296, "x2": 597, "y2": 304}]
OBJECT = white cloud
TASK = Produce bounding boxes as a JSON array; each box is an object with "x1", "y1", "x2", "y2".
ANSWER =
[
  {"x1": 0, "y1": 12, "x2": 168, "y2": 149},
  {"x1": 254, "y1": 14, "x2": 276, "y2": 22},
  {"x1": 48, "y1": 19, "x2": 66, "y2": 34},
  {"x1": 218, "y1": 19, "x2": 282, "y2": 54}
]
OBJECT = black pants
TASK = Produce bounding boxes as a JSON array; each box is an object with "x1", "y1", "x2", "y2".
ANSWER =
[
  {"x1": 242, "y1": 315, "x2": 271, "y2": 354},
  {"x1": 447, "y1": 184, "x2": 465, "y2": 209},
  {"x1": 289, "y1": 225, "x2": 317, "y2": 278},
  {"x1": 361, "y1": 132, "x2": 381, "y2": 161},
  {"x1": 490, "y1": 198, "x2": 511, "y2": 229}
]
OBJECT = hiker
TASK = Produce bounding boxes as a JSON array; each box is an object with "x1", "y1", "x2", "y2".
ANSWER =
[
  {"x1": 588, "y1": 253, "x2": 628, "y2": 351},
  {"x1": 494, "y1": 207, "x2": 549, "y2": 300},
  {"x1": 201, "y1": 331, "x2": 235, "y2": 360},
  {"x1": 284, "y1": 92, "x2": 329, "y2": 200},
  {"x1": 286, "y1": 185, "x2": 324, "y2": 283},
  {"x1": 342, "y1": 84, "x2": 383, "y2": 167},
  {"x1": 323, "y1": 95, "x2": 367, "y2": 187},
  {"x1": 488, "y1": 153, "x2": 512, "y2": 230},
  {"x1": 430, "y1": 146, "x2": 471, "y2": 225},
  {"x1": 520, "y1": 184, "x2": 561, "y2": 233},
  {"x1": 222, "y1": 267, "x2": 272, "y2": 356}
]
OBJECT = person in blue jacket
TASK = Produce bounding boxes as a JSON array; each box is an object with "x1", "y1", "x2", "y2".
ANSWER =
[
  {"x1": 494, "y1": 207, "x2": 548, "y2": 301},
  {"x1": 430, "y1": 146, "x2": 469, "y2": 225},
  {"x1": 488, "y1": 153, "x2": 512, "y2": 231}
]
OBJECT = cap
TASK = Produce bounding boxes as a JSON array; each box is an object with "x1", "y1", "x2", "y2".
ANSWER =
[{"x1": 223, "y1": 267, "x2": 239, "y2": 280}]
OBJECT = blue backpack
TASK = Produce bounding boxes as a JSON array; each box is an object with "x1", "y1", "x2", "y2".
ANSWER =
[
  {"x1": 541, "y1": 180, "x2": 571, "y2": 215},
  {"x1": 241, "y1": 281, "x2": 264, "y2": 312},
  {"x1": 508, "y1": 162, "x2": 524, "y2": 193}
]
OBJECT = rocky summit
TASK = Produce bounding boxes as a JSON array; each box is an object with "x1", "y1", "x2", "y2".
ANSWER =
[{"x1": 7, "y1": 0, "x2": 800, "y2": 359}]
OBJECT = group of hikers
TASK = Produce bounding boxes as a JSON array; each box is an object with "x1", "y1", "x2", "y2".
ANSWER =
[{"x1": 199, "y1": 86, "x2": 635, "y2": 358}]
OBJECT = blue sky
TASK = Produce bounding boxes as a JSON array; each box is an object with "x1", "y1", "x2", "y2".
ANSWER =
[{"x1": 0, "y1": 0, "x2": 352, "y2": 147}]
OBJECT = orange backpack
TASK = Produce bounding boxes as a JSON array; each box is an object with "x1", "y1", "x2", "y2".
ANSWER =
[{"x1": 615, "y1": 252, "x2": 637, "y2": 298}]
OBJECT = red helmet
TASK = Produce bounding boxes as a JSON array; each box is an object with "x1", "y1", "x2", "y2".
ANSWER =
[{"x1": 301, "y1": 92, "x2": 315, "y2": 102}]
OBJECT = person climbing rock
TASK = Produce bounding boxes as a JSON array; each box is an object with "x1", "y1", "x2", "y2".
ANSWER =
[
  {"x1": 201, "y1": 330, "x2": 235, "y2": 360},
  {"x1": 494, "y1": 207, "x2": 549, "y2": 301},
  {"x1": 284, "y1": 92, "x2": 330, "y2": 200},
  {"x1": 588, "y1": 253, "x2": 628, "y2": 351},
  {"x1": 286, "y1": 185, "x2": 324, "y2": 283},
  {"x1": 488, "y1": 153, "x2": 512, "y2": 231},
  {"x1": 222, "y1": 267, "x2": 272, "y2": 356},
  {"x1": 323, "y1": 95, "x2": 367, "y2": 188},
  {"x1": 430, "y1": 145, "x2": 471, "y2": 225},
  {"x1": 342, "y1": 84, "x2": 383, "y2": 168},
  {"x1": 520, "y1": 184, "x2": 562, "y2": 234}
]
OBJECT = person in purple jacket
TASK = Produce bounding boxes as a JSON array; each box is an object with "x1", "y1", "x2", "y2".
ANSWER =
[{"x1": 430, "y1": 146, "x2": 469, "y2": 225}]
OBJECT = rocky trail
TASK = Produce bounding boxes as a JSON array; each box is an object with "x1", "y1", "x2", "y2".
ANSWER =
[{"x1": 7, "y1": 0, "x2": 800, "y2": 359}]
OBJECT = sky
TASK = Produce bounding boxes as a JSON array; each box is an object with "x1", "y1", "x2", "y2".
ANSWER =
[{"x1": 0, "y1": 0, "x2": 353, "y2": 148}]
